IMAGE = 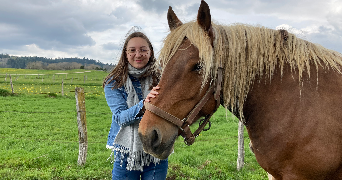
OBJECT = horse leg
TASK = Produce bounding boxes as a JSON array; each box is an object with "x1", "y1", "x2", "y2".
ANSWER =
[
  {"x1": 268, "y1": 173, "x2": 303, "y2": 180},
  {"x1": 250, "y1": 141, "x2": 276, "y2": 179},
  {"x1": 250, "y1": 141, "x2": 279, "y2": 180}
]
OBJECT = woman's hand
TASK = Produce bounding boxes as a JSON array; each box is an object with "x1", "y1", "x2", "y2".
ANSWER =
[{"x1": 144, "y1": 86, "x2": 160, "y2": 103}]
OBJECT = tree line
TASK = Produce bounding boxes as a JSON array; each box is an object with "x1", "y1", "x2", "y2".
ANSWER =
[
  {"x1": 25, "y1": 61, "x2": 109, "y2": 70},
  {"x1": 0, "y1": 53, "x2": 115, "y2": 71}
]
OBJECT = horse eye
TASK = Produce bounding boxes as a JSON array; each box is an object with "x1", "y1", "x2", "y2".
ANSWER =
[{"x1": 192, "y1": 63, "x2": 202, "y2": 72}]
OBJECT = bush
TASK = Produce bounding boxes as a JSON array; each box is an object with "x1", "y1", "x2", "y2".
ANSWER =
[
  {"x1": 47, "y1": 93, "x2": 57, "y2": 98},
  {"x1": 0, "y1": 89, "x2": 11, "y2": 96}
]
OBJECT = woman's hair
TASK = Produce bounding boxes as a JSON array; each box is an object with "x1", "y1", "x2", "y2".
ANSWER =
[{"x1": 103, "y1": 31, "x2": 160, "y2": 89}]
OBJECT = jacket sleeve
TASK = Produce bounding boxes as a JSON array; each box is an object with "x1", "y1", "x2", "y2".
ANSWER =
[{"x1": 104, "y1": 83, "x2": 144, "y2": 127}]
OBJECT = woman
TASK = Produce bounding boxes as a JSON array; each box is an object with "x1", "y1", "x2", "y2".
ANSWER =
[{"x1": 103, "y1": 30, "x2": 167, "y2": 180}]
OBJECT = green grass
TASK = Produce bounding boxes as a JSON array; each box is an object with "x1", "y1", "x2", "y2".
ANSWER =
[
  {"x1": 0, "y1": 95, "x2": 113, "y2": 179},
  {"x1": 166, "y1": 107, "x2": 267, "y2": 180},
  {"x1": 0, "y1": 68, "x2": 267, "y2": 179}
]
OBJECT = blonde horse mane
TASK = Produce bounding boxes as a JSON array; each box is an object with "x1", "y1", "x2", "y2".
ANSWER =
[{"x1": 157, "y1": 21, "x2": 342, "y2": 118}]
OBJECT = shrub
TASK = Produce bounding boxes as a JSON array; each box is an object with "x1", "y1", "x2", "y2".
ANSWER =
[
  {"x1": 47, "y1": 93, "x2": 58, "y2": 98},
  {"x1": 0, "y1": 89, "x2": 11, "y2": 96}
]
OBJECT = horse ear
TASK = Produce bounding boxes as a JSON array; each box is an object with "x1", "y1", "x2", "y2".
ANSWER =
[
  {"x1": 167, "y1": 6, "x2": 183, "y2": 30},
  {"x1": 197, "y1": 0, "x2": 214, "y2": 44}
]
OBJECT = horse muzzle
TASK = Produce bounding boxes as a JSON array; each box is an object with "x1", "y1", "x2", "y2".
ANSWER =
[{"x1": 138, "y1": 110, "x2": 179, "y2": 159}]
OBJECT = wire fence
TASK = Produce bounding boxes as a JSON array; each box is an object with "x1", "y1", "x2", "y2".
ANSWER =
[
  {"x1": 0, "y1": 110, "x2": 236, "y2": 144},
  {"x1": 0, "y1": 72, "x2": 105, "y2": 97},
  {"x1": 0, "y1": 136, "x2": 105, "y2": 144},
  {"x1": 0, "y1": 87, "x2": 246, "y2": 169},
  {"x1": 0, "y1": 109, "x2": 237, "y2": 142},
  {"x1": 0, "y1": 110, "x2": 110, "y2": 114}
]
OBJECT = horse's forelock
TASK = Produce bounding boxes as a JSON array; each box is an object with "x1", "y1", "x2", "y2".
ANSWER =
[{"x1": 158, "y1": 21, "x2": 215, "y2": 87}]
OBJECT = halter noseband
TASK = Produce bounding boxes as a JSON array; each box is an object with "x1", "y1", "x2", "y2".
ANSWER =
[{"x1": 144, "y1": 66, "x2": 223, "y2": 145}]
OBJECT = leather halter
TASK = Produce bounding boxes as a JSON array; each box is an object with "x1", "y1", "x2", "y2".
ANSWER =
[{"x1": 144, "y1": 67, "x2": 223, "y2": 145}]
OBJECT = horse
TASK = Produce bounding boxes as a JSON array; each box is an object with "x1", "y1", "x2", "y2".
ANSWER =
[{"x1": 138, "y1": 1, "x2": 342, "y2": 179}]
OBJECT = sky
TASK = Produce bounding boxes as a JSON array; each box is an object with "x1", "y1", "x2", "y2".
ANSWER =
[{"x1": 0, "y1": 0, "x2": 341, "y2": 65}]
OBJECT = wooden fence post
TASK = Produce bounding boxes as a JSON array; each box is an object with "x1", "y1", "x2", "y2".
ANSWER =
[
  {"x1": 10, "y1": 75, "x2": 14, "y2": 93},
  {"x1": 75, "y1": 87, "x2": 88, "y2": 166},
  {"x1": 237, "y1": 120, "x2": 245, "y2": 170},
  {"x1": 5, "y1": 73, "x2": 7, "y2": 81},
  {"x1": 61, "y1": 79, "x2": 64, "y2": 96}
]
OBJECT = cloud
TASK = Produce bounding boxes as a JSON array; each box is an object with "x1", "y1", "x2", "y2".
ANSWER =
[
  {"x1": 102, "y1": 42, "x2": 120, "y2": 51},
  {"x1": 136, "y1": 0, "x2": 170, "y2": 14},
  {"x1": 0, "y1": 0, "x2": 341, "y2": 64},
  {"x1": 2, "y1": 43, "x2": 79, "y2": 59},
  {"x1": 307, "y1": 26, "x2": 342, "y2": 53},
  {"x1": 0, "y1": 0, "x2": 131, "y2": 50},
  {"x1": 276, "y1": 24, "x2": 308, "y2": 38},
  {"x1": 275, "y1": 23, "x2": 342, "y2": 53},
  {"x1": 327, "y1": 5, "x2": 342, "y2": 36}
]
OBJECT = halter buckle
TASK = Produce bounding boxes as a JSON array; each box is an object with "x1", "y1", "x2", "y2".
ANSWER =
[{"x1": 184, "y1": 136, "x2": 195, "y2": 146}]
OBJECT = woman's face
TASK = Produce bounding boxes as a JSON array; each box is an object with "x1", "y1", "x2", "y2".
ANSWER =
[{"x1": 126, "y1": 37, "x2": 151, "y2": 69}]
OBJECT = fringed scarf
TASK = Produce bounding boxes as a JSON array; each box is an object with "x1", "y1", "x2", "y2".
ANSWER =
[{"x1": 112, "y1": 64, "x2": 160, "y2": 171}]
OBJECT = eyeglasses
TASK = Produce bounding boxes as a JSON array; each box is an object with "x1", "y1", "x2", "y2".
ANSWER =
[{"x1": 126, "y1": 48, "x2": 150, "y2": 55}]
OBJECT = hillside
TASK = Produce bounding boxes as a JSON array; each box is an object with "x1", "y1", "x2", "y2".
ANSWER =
[{"x1": 0, "y1": 53, "x2": 114, "y2": 71}]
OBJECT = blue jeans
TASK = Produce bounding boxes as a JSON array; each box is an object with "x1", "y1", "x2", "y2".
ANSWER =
[{"x1": 112, "y1": 156, "x2": 168, "y2": 180}]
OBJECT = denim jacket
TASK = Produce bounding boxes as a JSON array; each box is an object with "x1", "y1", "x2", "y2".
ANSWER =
[{"x1": 104, "y1": 75, "x2": 144, "y2": 148}]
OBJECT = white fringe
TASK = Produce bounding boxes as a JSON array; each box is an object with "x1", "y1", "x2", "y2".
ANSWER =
[{"x1": 107, "y1": 144, "x2": 161, "y2": 171}]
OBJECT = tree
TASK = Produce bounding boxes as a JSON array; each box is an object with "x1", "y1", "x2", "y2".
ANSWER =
[
  {"x1": 85, "y1": 64, "x2": 101, "y2": 70},
  {"x1": 4, "y1": 54, "x2": 108, "y2": 69},
  {"x1": 70, "y1": 62, "x2": 82, "y2": 69},
  {"x1": 0, "y1": 58, "x2": 9, "y2": 68},
  {"x1": 0, "y1": 53, "x2": 10, "y2": 58},
  {"x1": 26, "y1": 61, "x2": 44, "y2": 69},
  {"x1": 47, "y1": 63, "x2": 59, "y2": 70}
]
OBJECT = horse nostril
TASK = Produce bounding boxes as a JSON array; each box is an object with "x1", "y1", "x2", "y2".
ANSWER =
[{"x1": 151, "y1": 129, "x2": 161, "y2": 149}]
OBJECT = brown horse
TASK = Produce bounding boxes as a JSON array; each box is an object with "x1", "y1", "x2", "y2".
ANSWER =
[{"x1": 138, "y1": 1, "x2": 342, "y2": 179}]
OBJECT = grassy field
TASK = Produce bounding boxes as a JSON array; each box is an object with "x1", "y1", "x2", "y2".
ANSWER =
[{"x1": 0, "y1": 68, "x2": 267, "y2": 179}]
